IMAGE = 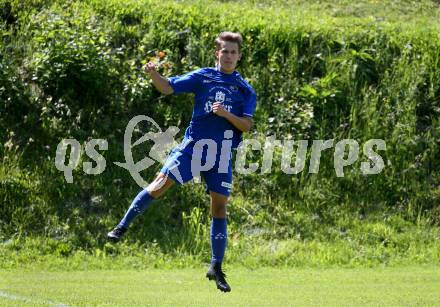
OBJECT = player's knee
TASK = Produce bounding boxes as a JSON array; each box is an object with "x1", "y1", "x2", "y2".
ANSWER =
[
  {"x1": 211, "y1": 202, "x2": 227, "y2": 218},
  {"x1": 147, "y1": 173, "x2": 173, "y2": 198}
]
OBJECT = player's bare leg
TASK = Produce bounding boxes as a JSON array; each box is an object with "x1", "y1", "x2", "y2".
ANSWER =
[{"x1": 147, "y1": 172, "x2": 175, "y2": 198}]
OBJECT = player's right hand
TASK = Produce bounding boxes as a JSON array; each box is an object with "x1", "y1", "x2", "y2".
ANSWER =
[{"x1": 143, "y1": 61, "x2": 157, "y2": 74}]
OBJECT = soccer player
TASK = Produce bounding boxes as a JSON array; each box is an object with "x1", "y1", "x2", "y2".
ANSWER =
[{"x1": 107, "y1": 31, "x2": 257, "y2": 292}]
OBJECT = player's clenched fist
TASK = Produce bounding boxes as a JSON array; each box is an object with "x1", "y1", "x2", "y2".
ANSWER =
[
  {"x1": 143, "y1": 61, "x2": 157, "y2": 74},
  {"x1": 212, "y1": 102, "x2": 228, "y2": 117}
]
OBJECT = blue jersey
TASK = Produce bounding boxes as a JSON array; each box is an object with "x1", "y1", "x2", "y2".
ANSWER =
[{"x1": 168, "y1": 67, "x2": 257, "y2": 155}]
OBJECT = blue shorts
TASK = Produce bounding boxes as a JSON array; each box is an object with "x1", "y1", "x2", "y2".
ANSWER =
[{"x1": 160, "y1": 148, "x2": 233, "y2": 196}]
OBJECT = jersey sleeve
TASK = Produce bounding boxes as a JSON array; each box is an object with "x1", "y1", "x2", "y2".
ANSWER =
[
  {"x1": 167, "y1": 70, "x2": 201, "y2": 94},
  {"x1": 243, "y1": 90, "x2": 257, "y2": 117}
]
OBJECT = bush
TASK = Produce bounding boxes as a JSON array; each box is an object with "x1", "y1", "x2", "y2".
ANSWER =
[{"x1": 0, "y1": 0, "x2": 439, "y2": 259}]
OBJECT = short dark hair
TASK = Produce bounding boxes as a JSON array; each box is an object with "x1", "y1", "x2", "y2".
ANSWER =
[{"x1": 215, "y1": 32, "x2": 243, "y2": 51}]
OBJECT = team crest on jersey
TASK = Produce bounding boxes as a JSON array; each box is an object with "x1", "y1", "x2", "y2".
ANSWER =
[
  {"x1": 215, "y1": 91, "x2": 226, "y2": 103},
  {"x1": 204, "y1": 88, "x2": 232, "y2": 113}
]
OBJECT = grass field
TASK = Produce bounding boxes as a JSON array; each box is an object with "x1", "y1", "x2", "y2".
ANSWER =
[{"x1": 1, "y1": 266, "x2": 440, "y2": 306}]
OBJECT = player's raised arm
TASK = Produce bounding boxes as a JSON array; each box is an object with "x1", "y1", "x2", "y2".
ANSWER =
[{"x1": 144, "y1": 61, "x2": 174, "y2": 95}]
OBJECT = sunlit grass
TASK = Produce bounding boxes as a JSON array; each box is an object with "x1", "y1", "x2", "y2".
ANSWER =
[
  {"x1": 1, "y1": 0, "x2": 439, "y2": 266},
  {"x1": 1, "y1": 266, "x2": 440, "y2": 306}
]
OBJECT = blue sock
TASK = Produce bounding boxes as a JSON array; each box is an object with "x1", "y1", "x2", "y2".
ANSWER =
[
  {"x1": 210, "y1": 217, "x2": 227, "y2": 265},
  {"x1": 118, "y1": 189, "x2": 154, "y2": 229}
]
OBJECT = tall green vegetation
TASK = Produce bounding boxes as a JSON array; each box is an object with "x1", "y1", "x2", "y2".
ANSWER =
[{"x1": 1, "y1": 0, "x2": 439, "y2": 265}]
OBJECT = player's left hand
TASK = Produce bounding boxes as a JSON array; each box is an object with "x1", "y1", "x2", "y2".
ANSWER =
[{"x1": 212, "y1": 102, "x2": 228, "y2": 117}]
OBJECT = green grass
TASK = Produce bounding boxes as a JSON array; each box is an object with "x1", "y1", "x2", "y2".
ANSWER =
[
  {"x1": 1, "y1": 0, "x2": 440, "y2": 272},
  {"x1": 180, "y1": 0, "x2": 440, "y2": 27},
  {"x1": 1, "y1": 266, "x2": 440, "y2": 306}
]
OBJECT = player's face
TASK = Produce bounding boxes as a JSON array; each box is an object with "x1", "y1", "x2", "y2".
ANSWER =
[{"x1": 215, "y1": 40, "x2": 241, "y2": 74}]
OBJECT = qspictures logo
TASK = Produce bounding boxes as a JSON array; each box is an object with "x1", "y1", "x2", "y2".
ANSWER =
[{"x1": 55, "y1": 115, "x2": 387, "y2": 187}]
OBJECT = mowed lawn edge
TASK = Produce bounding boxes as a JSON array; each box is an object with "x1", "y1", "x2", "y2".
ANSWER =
[{"x1": 1, "y1": 266, "x2": 440, "y2": 306}]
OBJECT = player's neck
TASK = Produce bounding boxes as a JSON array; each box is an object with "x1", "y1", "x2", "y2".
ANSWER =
[{"x1": 216, "y1": 64, "x2": 235, "y2": 75}]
